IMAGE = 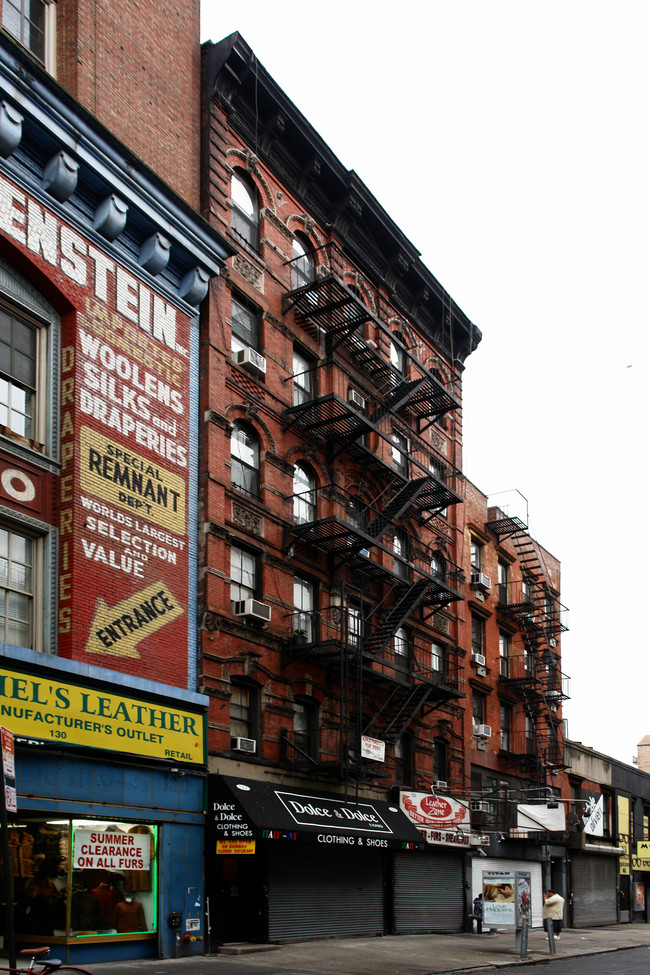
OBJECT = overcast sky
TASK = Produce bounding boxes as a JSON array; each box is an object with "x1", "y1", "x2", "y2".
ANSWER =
[{"x1": 201, "y1": 1, "x2": 650, "y2": 766}]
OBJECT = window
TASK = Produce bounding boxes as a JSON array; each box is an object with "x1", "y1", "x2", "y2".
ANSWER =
[
  {"x1": 393, "y1": 528, "x2": 410, "y2": 580},
  {"x1": 293, "y1": 575, "x2": 314, "y2": 640},
  {"x1": 390, "y1": 334, "x2": 408, "y2": 377},
  {"x1": 470, "y1": 539, "x2": 482, "y2": 571},
  {"x1": 230, "y1": 546, "x2": 257, "y2": 607},
  {"x1": 432, "y1": 640, "x2": 446, "y2": 674},
  {"x1": 500, "y1": 704, "x2": 512, "y2": 751},
  {"x1": 231, "y1": 292, "x2": 260, "y2": 355},
  {"x1": 498, "y1": 560, "x2": 509, "y2": 604},
  {"x1": 347, "y1": 600, "x2": 365, "y2": 647},
  {"x1": 0, "y1": 306, "x2": 37, "y2": 439},
  {"x1": 430, "y1": 551, "x2": 445, "y2": 581},
  {"x1": 391, "y1": 429, "x2": 409, "y2": 475},
  {"x1": 524, "y1": 715, "x2": 535, "y2": 753},
  {"x1": 292, "y1": 348, "x2": 313, "y2": 406},
  {"x1": 0, "y1": 525, "x2": 33, "y2": 645},
  {"x1": 293, "y1": 697, "x2": 318, "y2": 759},
  {"x1": 472, "y1": 693, "x2": 485, "y2": 734},
  {"x1": 433, "y1": 739, "x2": 448, "y2": 784},
  {"x1": 293, "y1": 463, "x2": 316, "y2": 524},
  {"x1": 394, "y1": 624, "x2": 409, "y2": 659},
  {"x1": 499, "y1": 631, "x2": 510, "y2": 677},
  {"x1": 395, "y1": 732, "x2": 413, "y2": 786},
  {"x1": 230, "y1": 682, "x2": 259, "y2": 745},
  {"x1": 348, "y1": 495, "x2": 369, "y2": 556},
  {"x1": 2, "y1": 0, "x2": 53, "y2": 67},
  {"x1": 231, "y1": 420, "x2": 259, "y2": 497},
  {"x1": 471, "y1": 615, "x2": 483, "y2": 655},
  {"x1": 231, "y1": 169, "x2": 259, "y2": 248},
  {"x1": 291, "y1": 233, "x2": 315, "y2": 290}
]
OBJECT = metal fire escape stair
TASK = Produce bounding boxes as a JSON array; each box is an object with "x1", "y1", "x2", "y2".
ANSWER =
[
  {"x1": 364, "y1": 580, "x2": 431, "y2": 657},
  {"x1": 365, "y1": 478, "x2": 429, "y2": 541},
  {"x1": 363, "y1": 683, "x2": 432, "y2": 745}
]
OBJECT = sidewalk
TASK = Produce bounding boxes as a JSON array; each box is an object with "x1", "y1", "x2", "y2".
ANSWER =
[{"x1": 90, "y1": 923, "x2": 650, "y2": 975}]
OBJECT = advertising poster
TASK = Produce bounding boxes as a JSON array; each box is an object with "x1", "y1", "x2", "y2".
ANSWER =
[
  {"x1": 483, "y1": 871, "x2": 516, "y2": 927},
  {"x1": 516, "y1": 872, "x2": 531, "y2": 926}
]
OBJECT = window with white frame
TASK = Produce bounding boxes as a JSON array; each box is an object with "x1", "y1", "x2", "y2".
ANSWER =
[
  {"x1": 393, "y1": 528, "x2": 410, "y2": 580},
  {"x1": 498, "y1": 560, "x2": 509, "y2": 604},
  {"x1": 2, "y1": 0, "x2": 55, "y2": 70},
  {"x1": 394, "y1": 624, "x2": 409, "y2": 659},
  {"x1": 431, "y1": 640, "x2": 446, "y2": 674},
  {"x1": 391, "y1": 429, "x2": 409, "y2": 475},
  {"x1": 230, "y1": 682, "x2": 259, "y2": 746},
  {"x1": 472, "y1": 692, "x2": 485, "y2": 734},
  {"x1": 390, "y1": 334, "x2": 407, "y2": 377},
  {"x1": 0, "y1": 305, "x2": 41, "y2": 442},
  {"x1": 230, "y1": 546, "x2": 257, "y2": 608},
  {"x1": 499, "y1": 631, "x2": 510, "y2": 677},
  {"x1": 231, "y1": 170, "x2": 259, "y2": 249},
  {"x1": 293, "y1": 463, "x2": 316, "y2": 524},
  {"x1": 0, "y1": 525, "x2": 33, "y2": 646},
  {"x1": 470, "y1": 538, "x2": 482, "y2": 571},
  {"x1": 231, "y1": 420, "x2": 259, "y2": 497},
  {"x1": 347, "y1": 600, "x2": 364, "y2": 647},
  {"x1": 293, "y1": 575, "x2": 313, "y2": 640}
]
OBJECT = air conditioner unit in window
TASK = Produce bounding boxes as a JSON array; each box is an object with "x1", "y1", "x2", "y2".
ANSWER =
[
  {"x1": 471, "y1": 652, "x2": 486, "y2": 666},
  {"x1": 233, "y1": 347, "x2": 267, "y2": 375},
  {"x1": 471, "y1": 572, "x2": 492, "y2": 591},
  {"x1": 434, "y1": 780, "x2": 448, "y2": 791},
  {"x1": 471, "y1": 800, "x2": 491, "y2": 813},
  {"x1": 476, "y1": 724, "x2": 492, "y2": 738},
  {"x1": 348, "y1": 389, "x2": 366, "y2": 411},
  {"x1": 233, "y1": 598, "x2": 272, "y2": 622},
  {"x1": 230, "y1": 736, "x2": 256, "y2": 754}
]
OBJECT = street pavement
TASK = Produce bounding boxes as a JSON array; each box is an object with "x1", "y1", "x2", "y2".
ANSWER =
[{"x1": 89, "y1": 923, "x2": 650, "y2": 975}]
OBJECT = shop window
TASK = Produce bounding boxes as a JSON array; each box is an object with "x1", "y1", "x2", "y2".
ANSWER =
[
  {"x1": 291, "y1": 233, "x2": 315, "y2": 290},
  {"x1": 293, "y1": 463, "x2": 316, "y2": 524},
  {"x1": 2, "y1": 0, "x2": 55, "y2": 70},
  {"x1": 4, "y1": 818, "x2": 157, "y2": 942},
  {"x1": 231, "y1": 292, "x2": 260, "y2": 355},
  {"x1": 231, "y1": 169, "x2": 259, "y2": 249},
  {"x1": 230, "y1": 420, "x2": 259, "y2": 497}
]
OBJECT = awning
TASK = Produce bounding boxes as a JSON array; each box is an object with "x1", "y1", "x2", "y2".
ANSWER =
[{"x1": 208, "y1": 775, "x2": 426, "y2": 851}]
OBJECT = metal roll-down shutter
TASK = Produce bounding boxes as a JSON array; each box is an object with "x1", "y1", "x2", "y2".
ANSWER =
[{"x1": 394, "y1": 851, "x2": 465, "y2": 933}]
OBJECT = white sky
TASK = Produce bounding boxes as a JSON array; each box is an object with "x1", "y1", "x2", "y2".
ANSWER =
[{"x1": 201, "y1": 1, "x2": 650, "y2": 766}]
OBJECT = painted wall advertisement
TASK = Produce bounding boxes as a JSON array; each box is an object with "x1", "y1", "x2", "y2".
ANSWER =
[{"x1": 0, "y1": 172, "x2": 193, "y2": 685}]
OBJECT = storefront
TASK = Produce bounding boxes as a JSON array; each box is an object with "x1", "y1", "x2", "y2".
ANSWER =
[
  {"x1": 207, "y1": 776, "x2": 426, "y2": 943},
  {"x1": 569, "y1": 847, "x2": 619, "y2": 927},
  {"x1": 1, "y1": 648, "x2": 208, "y2": 963}
]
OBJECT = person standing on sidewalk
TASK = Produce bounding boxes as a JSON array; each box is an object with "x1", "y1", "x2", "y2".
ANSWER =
[
  {"x1": 542, "y1": 889, "x2": 565, "y2": 940},
  {"x1": 472, "y1": 893, "x2": 483, "y2": 933}
]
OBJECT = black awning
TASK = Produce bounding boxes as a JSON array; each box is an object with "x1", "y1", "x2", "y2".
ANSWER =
[{"x1": 208, "y1": 776, "x2": 426, "y2": 851}]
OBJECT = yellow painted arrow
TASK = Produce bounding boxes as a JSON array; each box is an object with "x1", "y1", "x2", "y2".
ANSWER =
[{"x1": 86, "y1": 580, "x2": 184, "y2": 658}]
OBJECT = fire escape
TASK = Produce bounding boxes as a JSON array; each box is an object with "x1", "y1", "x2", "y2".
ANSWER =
[
  {"x1": 486, "y1": 494, "x2": 570, "y2": 787},
  {"x1": 279, "y1": 249, "x2": 465, "y2": 780}
]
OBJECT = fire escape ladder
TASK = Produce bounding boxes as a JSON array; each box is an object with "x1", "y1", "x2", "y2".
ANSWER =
[
  {"x1": 364, "y1": 580, "x2": 431, "y2": 656},
  {"x1": 382, "y1": 376, "x2": 428, "y2": 414},
  {"x1": 364, "y1": 684, "x2": 432, "y2": 745},
  {"x1": 365, "y1": 478, "x2": 429, "y2": 542}
]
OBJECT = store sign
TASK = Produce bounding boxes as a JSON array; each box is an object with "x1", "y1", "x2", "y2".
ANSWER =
[
  {"x1": 276, "y1": 791, "x2": 391, "y2": 833},
  {"x1": 216, "y1": 840, "x2": 256, "y2": 855},
  {"x1": 400, "y1": 790, "x2": 470, "y2": 830},
  {"x1": 0, "y1": 666, "x2": 204, "y2": 765},
  {"x1": 582, "y1": 793, "x2": 604, "y2": 836},
  {"x1": 420, "y1": 827, "x2": 471, "y2": 848},
  {"x1": 1, "y1": 726, "x2": 17, "y2": 814},
  {"x1": 635, "y1": 841, "x2": 650, "y2": 869},
  {"x1": 73, "y1": 829, "x2": 151, "y2": 870}
]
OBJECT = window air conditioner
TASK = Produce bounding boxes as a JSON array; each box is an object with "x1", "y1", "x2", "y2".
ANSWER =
[
  {"x1": 230, "y1": 736, "x2": 256, "y2": 754},
  {"x1": 476, "y1": 724, "x2": 492, "y2": 738},
  {"x1": 348, "y1": 389, "x2": 366, "y2": 411},
  {"x1": 471, "y1": 800, "x2": 491, "y2": 813},
  {"x1": 471, "y1": 572, "x2": 492, "y2": 591},
  {"x1": 233, "y1": 598, "x2": 272, "y2": 622},
  {"x1": 233, "y1": 347, "x2": 267, "y2": 375},
  {"x1": 434, "y1": 780, "x2": 448, "y2": 790},
  {"x1": 471, "y1": 652, "x2": 486, "y2": 666}
]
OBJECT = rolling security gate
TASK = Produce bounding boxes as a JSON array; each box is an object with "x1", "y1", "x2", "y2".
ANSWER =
[
  {"x1": 394, "y1": 851, "x2": 465, "y2": 933},
  {"x1": 267, "y1": 845, "x2": 385, "y2": 941},
  {"x1": 571, "y1": 855, "x2": 617, "y2": 927}
]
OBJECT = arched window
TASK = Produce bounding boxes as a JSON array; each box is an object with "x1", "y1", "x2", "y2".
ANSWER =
[
  {"x1": 231, "y1": 420, "x2": 259, "y2": 497},
  {"x1": 231, "y1": 169, "x2": 259, "y2": 248},
  {"x1": 430, "y1": 552, "x2": 445, "y2": 581},
  {"x1": 293, "y1": 463, "x2": 316, "y2": 524},
  {"x1": 291, "y1": 232, "x2": 315, "y2": 290}
]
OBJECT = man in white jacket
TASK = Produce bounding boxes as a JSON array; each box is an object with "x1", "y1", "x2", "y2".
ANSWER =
[{"x1": 542, "y1": 889, "x2": 565, "y2": 940}]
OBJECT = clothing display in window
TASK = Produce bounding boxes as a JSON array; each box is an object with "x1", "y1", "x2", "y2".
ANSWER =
[{"x1": 115, "y1": 898, "x2": 147, "y2": 932}]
